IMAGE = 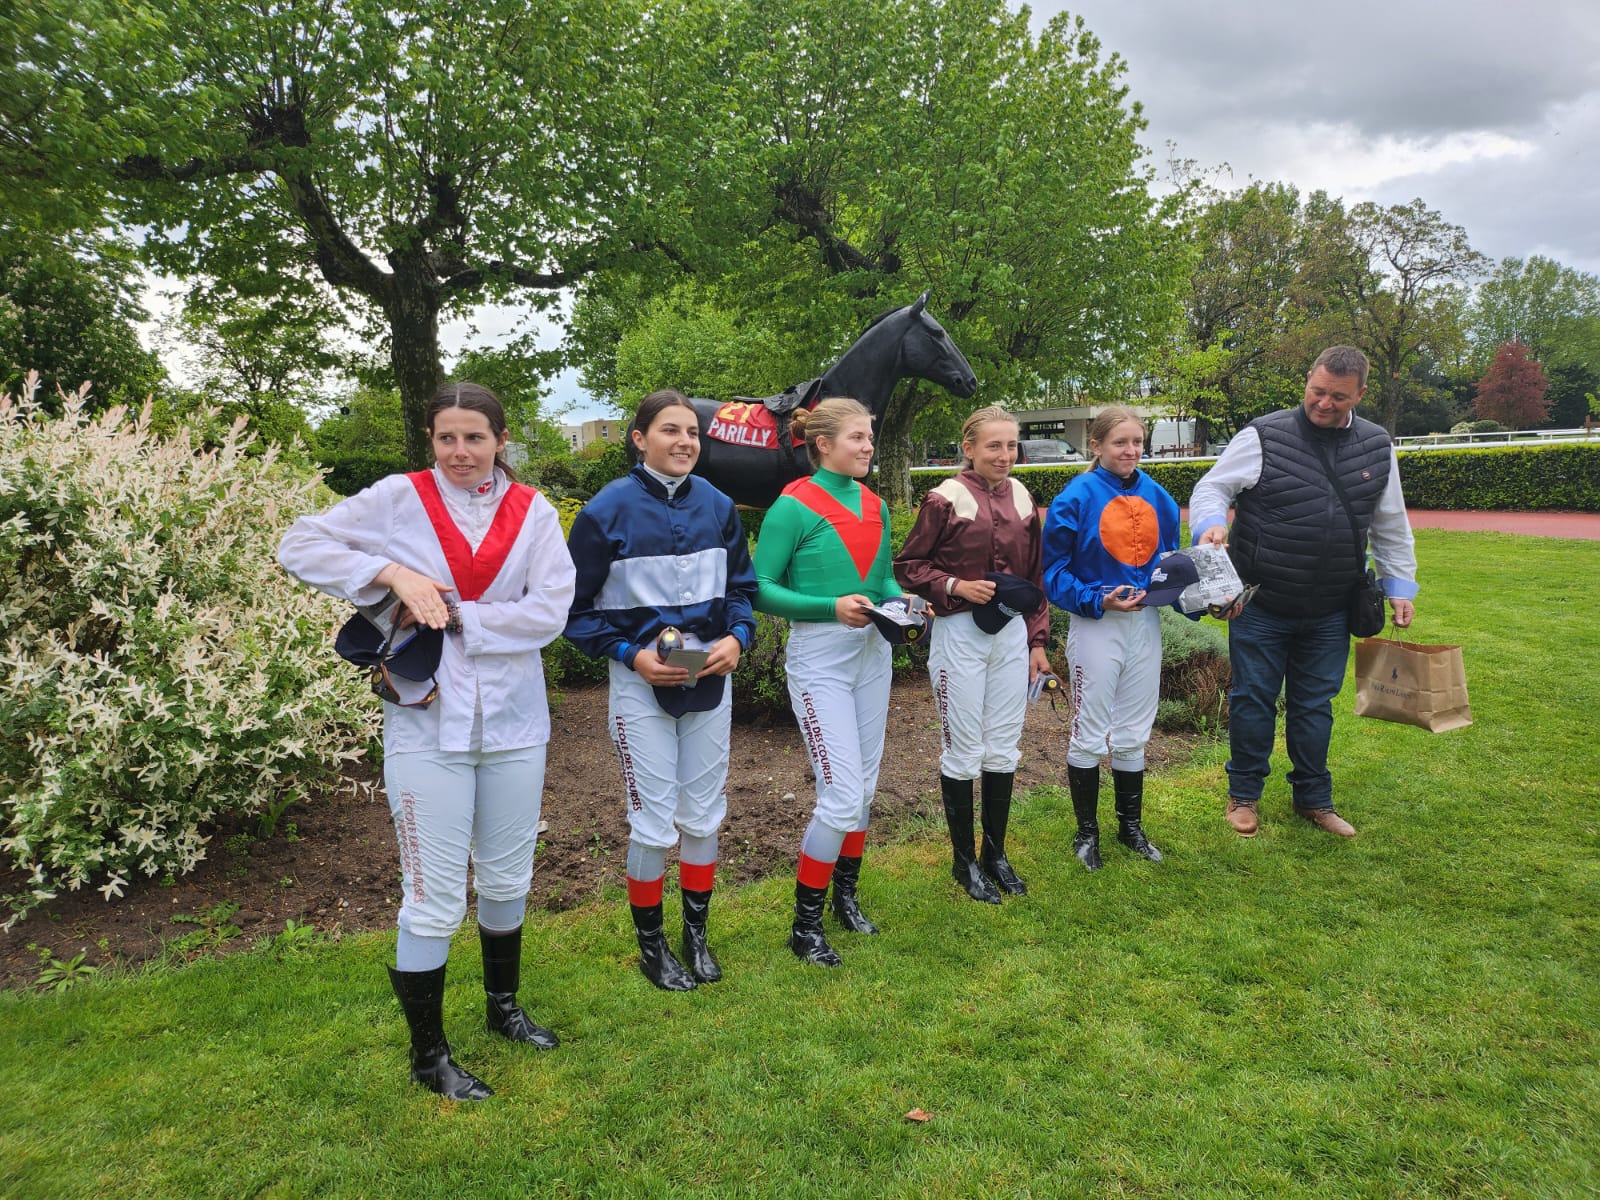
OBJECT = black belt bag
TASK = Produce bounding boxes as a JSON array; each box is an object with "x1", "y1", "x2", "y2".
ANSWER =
[{"x1": 1309, "y1": 438, "x2": 1387, "y2": 639}]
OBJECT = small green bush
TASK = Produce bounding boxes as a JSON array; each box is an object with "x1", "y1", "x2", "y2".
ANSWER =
[
  {"x1": 731, "y1": 612, "x2": 792, "y2": 723},
  {"x1": 543, "y1": 636, "x2": 611, "y2": 690},
  {"x1": 0, "y1": 376, "x2": 378, "y2": 924},
  {"x1": 581, "y1": 441, "x2": 631, "y2": 496},
  {"x1": 1155, "y1": 608, "x2": 1231, "y2": 732},
  {"x1": 321, "y1": 452, "x2": 407, "y2": 497},
  {"x1": 528, "y1": 454, "x2": 585, "y2": 500}
]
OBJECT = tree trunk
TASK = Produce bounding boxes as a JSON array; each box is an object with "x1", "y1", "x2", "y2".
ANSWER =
[
  {"x1": 386, "y1": 272, "x2": 446, "y2": 470},
  {"x1": 874, "y1": 383, "x2": 922, "y2": 510},
  {"x1": 1376, "y1": 372, "x2": 1403, "y2": 437}
]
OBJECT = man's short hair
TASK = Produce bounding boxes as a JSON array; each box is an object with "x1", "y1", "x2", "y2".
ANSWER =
[{"x1": 1311, "y1": 346, "x2": 1369, "y2": 388}]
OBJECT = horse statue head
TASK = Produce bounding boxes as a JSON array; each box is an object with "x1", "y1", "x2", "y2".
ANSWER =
[
  {"x1": 817, "y1": 293, "x2": 978, "y2": 420},
  {"x1": 635, "y1": 294, "x2": 977, "y2": 508}
]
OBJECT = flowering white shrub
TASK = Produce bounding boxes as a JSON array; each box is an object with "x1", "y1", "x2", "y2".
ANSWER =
[{"x1": 0, "y1": 374, "x2": 379, "y2": 925}]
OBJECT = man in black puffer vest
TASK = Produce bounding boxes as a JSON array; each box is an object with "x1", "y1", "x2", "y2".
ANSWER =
[{"x1": 1189, "y1": 347, "x2": 1417, "y2": 839}]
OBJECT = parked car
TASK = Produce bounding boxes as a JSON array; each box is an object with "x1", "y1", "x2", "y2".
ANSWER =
[{"x1": 1016, "y1": 438, "x2": 1083, "y2": 464}]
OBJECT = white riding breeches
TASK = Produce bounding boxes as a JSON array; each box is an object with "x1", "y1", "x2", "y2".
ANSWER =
[
  {"x1": 927, "y1": 610, "x2": 1028, "y2": 779},
  {"x1": 607, "y1": 660, "x2": 731, "y2": 849},
  {"x1": 1064, "y1": 605, "x2": 1162, "y2": 771},
  {"x1": 784, "y1": 622, "x2": 893, "y2": 835},
  {"x1": 383, "y1": 743, "x2": 548, "y2": 938}
]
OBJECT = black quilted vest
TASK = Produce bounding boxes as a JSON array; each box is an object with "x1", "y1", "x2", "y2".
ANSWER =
[{"x1": 1230, "y1": 407, "x2": 1392, "y2": 617}]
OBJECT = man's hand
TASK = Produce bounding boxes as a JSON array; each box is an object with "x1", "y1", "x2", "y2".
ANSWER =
[
  {"x1": 697, "y1": 635, "x2": 743, "y2": 679},
  {"x1": 1197, "y1": 526, "x2": 1229, "y2": 548},
  {"x1": 633, "y1": 647, "x2": 691, "y2": 686},
  {"x1": 1389, "y1": 598, "x2": 1414, "y2": 629},
  {"x1": 1028, "y1": 645, "x2": 1051, "y2": 683}
]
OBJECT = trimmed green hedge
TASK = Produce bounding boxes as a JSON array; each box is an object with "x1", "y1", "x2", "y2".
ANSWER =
[
  {"x1": 321, "y1": 452, "x2": 408, "y2": 497},
  {"x1": 910, "y1": 444, "x2": 1600, "y2": 513},
  {"x1": 1394, "y1": 444, "x2": 1600, "y2": 512},
  {"x1": 912, "y1": 461, "x2": 1217, "y2": 508}
]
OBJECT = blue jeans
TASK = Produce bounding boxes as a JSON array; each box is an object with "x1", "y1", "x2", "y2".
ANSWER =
[{"x1": 1225, "y1": 602, "x2": 1351, "y2": 810}]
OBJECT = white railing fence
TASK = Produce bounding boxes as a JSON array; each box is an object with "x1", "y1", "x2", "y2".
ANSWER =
[{"x1": 1392, "y1": 427, "x2": 1600, "y2": 451}]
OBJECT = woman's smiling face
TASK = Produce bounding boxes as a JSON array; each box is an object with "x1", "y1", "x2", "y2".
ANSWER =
[
  {"x1": 632, "y1": 404, "x2": 702, "y2": 477},
  {"x1": 818, "y1": 415, "x2": 876, "y2": 478}
]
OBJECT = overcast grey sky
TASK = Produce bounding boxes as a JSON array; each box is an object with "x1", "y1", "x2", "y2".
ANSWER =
[{"x1": 1029, "y1": 0, "x2": 1600, "y2": 275}]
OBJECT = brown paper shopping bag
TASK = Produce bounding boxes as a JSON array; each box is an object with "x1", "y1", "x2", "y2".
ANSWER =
[{"x1": 1353, "y1": 635, "x2": 1472, "y2": 732}]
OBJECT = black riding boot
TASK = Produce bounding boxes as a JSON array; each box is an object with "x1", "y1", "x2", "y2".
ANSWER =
[
  {"x1": 680, "y1": 889, "x2": 722, "y2": 983},
  {"x1": 830, "y1": 855, "x2": 880, "y2": 933},
  {"x1": 1067, "y1": 763, "x2": 1103, "y2": 872},
  {"x1": 979, "y1": 770, "x2": 1028, "y2": 895},
  {"x1": 387, "y1": 965, "x2": 494, "y2": 1101},
  {"x1": 789, "y1": 881, "x2": 842, "y2": 966},
  {"x1": 1113, "y1": 769, "x2": 1164, "y2": 862},
  {"x1": 631, "y1": 902, "x2": 697, "y2": 991},
  {"x1": 479, "y1": 926, "x2": 559, "y2": 1049},
  {"x1": 941, "y1": 774, "x2": 1001, "y2": 904}
]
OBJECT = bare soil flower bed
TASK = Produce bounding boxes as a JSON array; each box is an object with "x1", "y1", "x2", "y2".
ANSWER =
[{"x1": 1, "y1": 677, "x2": 1196, "y2": 990}]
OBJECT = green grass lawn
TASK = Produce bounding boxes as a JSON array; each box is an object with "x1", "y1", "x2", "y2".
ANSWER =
[{"x1": 2, "y1": 530, "x2": 1596, "y2": 1199}]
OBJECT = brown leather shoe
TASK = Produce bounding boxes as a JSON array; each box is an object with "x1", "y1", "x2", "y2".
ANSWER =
[
  {"x1": 1294, "y1": 806, "x2": 1356, "y2": 838},
  {"x1": 1225, "y1": 796, "x2": 1259, "y2": 837}
]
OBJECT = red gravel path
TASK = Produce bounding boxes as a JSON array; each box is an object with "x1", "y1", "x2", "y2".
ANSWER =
[{"x1": 1403, "y1": 510, "x2": 1600, "y2": 539}]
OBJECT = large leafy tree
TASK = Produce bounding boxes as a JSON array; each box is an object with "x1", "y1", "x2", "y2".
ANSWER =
[
  {"x1": 1469, "y1": 256, "x2": 1600, "y2": 372},
  {"x1": 13, "y1": 0, "x2": 730, "y2": 467},
  {"x1": 1469, "y1": 256, "x2": 1600, "y2": 427},
  {"x1": 161, "y1": 288, "x2": 347, "y2": 443},
  {"x1": 1165, "y1": 182, "x2": 1320, "y2": 438},
  {"x1": 575, "y1": 0, "x2": 1186, "y2": 505},
  {"x1": 0, "y1": 2, "x2": 144, "y2": 239},
  {"x1": 1474, "y1": 341, "x2": 1550, "y2": 428},
  {"x1": 1307, "y1": 198, "x2": 1484, "y2": 434},
  {"x1": 0, "y1": 232, "x2": 164, "y2": 408}
]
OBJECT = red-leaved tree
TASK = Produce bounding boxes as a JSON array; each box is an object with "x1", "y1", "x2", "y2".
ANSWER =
[{"x1": 1474, "y1": 340, "x2": 1551, "y2": 427}]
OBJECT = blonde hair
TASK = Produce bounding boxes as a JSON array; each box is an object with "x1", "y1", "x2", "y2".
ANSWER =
[
  {"x1": 792, "y1": 397, "x2": 871, "y2": 467},
  {"x1": 960, "y1": 405, "x2": 1018, "y2": 465},
  {"x1": 1087, "y1": 405, "x2": 1145, "y2": 447}
]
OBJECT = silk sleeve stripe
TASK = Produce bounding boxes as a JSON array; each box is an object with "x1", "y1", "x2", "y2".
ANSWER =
[{"x1": 594, "y1": 547, "x2": 730, "y2": 612}]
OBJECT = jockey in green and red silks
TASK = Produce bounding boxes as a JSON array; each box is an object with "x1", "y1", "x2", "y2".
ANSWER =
[{"x1": 753, "y1": 399, "x2": 900, "y2": 968}]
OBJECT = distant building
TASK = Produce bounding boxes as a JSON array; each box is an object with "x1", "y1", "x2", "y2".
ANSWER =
[
  {"x1": 559, "y1": 418, "x2": 626, "y2": 452},
  {"x1": 1013, "y1": 403, "x2": 1208, "y2": 458}
]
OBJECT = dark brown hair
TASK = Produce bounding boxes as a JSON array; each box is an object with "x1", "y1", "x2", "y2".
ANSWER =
[
  {"x1": 632, "y1": 388, "x2": 699, "y2": 437},
  {"x1": 1311, "y1": 345, "x2": 1370, "y2": 388},
  {"x1": 427, "y1": 381, "x2": 516, "y2": 481}
]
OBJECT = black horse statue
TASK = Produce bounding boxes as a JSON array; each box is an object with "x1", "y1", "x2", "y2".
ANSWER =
[{"x1": 673, "y1": 293, "x2": 977, "y2": 507}]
